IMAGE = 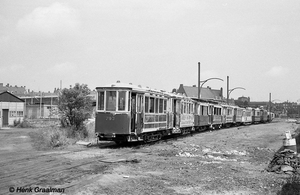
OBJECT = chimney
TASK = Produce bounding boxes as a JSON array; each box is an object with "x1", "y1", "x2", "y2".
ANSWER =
[{"x1": 220, "y1": 87, "x2": 223, "y2": 97}]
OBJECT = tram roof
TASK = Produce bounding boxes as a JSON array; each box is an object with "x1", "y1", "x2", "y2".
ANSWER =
[{"x1": 96, "y1": 82, "x2": 193, "y2": 100}]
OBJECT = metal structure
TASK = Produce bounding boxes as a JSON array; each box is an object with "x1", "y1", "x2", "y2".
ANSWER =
[
  {"x1": 198, "y1": 78, "x2": 223, "y2": 99},
  {"x1": 227, "y1": 87, "x2": 246, "y2": 104},
  {"x1": 197, "y1": 62, "x2": 223, "y2": 99}
]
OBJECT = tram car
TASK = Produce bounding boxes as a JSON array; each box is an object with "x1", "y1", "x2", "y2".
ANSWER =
[
  {"x1": 211, "y1": 103, "x2": 223, "y2": 129},
  {"x1": 233, "y1": 106, "x2": 243, "y2": 125},
  {"x1": 223, "y1": 105, "x2": 234, "y2": 127},
  {"x1": 267, "y1": 112, "x2": 275, "y2": 122},
  {"x1": 241, "y1": 107, "x2": 253, "y2": 125},
  {"x1": 194, "y1": 101, "x2": 210, "y2": 131},
  {"x1": 252, "y1": 108, "x2": 261, "y2": 124},
  {"x1": 260, "y1": 109, "x2": 268, "y2": 123},
  {"x1": 95, "y1": 82, "x2": 195, "y2": 143},
  {"x1": 95, "y1": 82, "x2": 275, "y2": 144}
]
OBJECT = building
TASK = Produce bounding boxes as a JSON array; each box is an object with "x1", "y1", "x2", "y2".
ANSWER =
[
  {"x1": 176, "y1": 84, "x2": 223, "y2": 101},
  {"x1": 0, "y1": 91, "x2": 25, "y2": 128},
  {"x1": 0, "y1": 83, "x2": 27, "y2": 95},
  {"x1": 1, "y1": 82, "x2": 97, "y2": 119}
]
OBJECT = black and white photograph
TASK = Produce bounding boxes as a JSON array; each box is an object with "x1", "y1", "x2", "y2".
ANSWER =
[{"x1": 1, "y1": 0, "x2": 300, "y2": 194}]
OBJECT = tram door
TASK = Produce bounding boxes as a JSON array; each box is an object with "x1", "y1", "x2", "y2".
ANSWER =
[
  {"x1": 209, "y1": 105, "x2": 214, "y2": 125},
  {"x1": 131, "y1": 93, "x2": 143, "y2": 134},
  {"x1": 131, "y1": 94, "x2": 136, "y2": 133},
  {"x1": 173, "y1": 99, "x2": 180, "y2": 128},
  {"x1": 136, "y1": 94, "x2": 143, "y2": 134}
]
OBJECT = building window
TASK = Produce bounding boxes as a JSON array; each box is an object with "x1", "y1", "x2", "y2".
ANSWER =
[
  {"x1": 17, "y1": 111, "x2": 23, "y2": 117},
  {"x1": 10, "y1": 111, "x2": 16, "y2": 117}
]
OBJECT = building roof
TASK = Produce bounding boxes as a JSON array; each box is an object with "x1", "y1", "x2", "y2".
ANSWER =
[
  {"x1": 248, "y1": 101, "x2": 269, "y2": 108},
  {"x1": 0, "y1": 91, "x2": 25, "y2": 102},
  {"x1": 176, "y1": 84, "x2": 223, "y2": 101}
]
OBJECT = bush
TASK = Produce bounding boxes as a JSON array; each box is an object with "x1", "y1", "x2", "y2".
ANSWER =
[
  {"x1": 13, "y1": 119, "x2": 21, "y2": 127},
  {"x1": 28, "y1": 128, "x2": 69, "y2": 150},
  {"x1": 277, "y1": 174, "x2": 300, "y2": 195},
  {"x1": 13, "y1": 118, "x2": 33, "y2": 128},
  {"x1": 58, "y1": 83, "x2": 93, "y2": 130}
]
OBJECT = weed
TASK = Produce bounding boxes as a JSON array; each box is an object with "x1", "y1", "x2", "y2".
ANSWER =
[{"x1": 28, "y1": 119, "x2": 95, "y2": 150}]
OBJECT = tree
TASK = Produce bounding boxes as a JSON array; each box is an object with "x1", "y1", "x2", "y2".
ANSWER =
[{"x1": 58, "y1": 83, "x2": 93, "y2": 130}]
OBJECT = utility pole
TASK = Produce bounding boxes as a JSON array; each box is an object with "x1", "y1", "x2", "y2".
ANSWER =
[
  {"x1": 40, "y1": 92, "x2": 42, "y2": 118},
  {"x1": 198, "y1": 62, "x2": 200, "y2": 99},
  {"x1": 227, "y1": 76, "x2": 229, "y2": 104},
  {"x1": 269, "y1": 93, "x2": 271, "y2": 112}
]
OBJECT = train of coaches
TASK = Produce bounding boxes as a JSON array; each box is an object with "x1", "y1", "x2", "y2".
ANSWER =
[{"x1": 95, "y1": 82, "x2": 275, "y2": 144}]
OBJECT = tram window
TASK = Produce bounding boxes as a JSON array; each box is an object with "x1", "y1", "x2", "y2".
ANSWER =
[
  {"x1": 118, "y1": 91, "x2": 126, "y2": 111},
  {"x1": 159, "y1": 99, "x2": 163, "y2": 113},
  {"x1": 155, "y1": 98, "x2": 159, "y2": 113},
  {"x1": 186, "y1": 103, "x2": 188, "y2": 114},
  {"x1": 98, "y1": 91, "x2": 104, "y2": 110},
  {"x1": 202, "y1": 106, "x2": 208, "y2": 116},
  {"x1": 137, "y1": 95, "x2": 143, "y2": 112},
  {"x1": 149, "y1": 97, "x2": 154, "y2": 113},
  {"x1": 163, "y1": 99, "x2": 167, "y2": 112},
  {"x1": 128, "y1": 92, "x2": 131, "y2": 111},
  {"x1": 106, "y1": 91, "x2": 116, "y2": 111},
  {"x1": 196, "y1": 104, "x2": 200, "y2": 115},
  {"x1": 145, "y1": 97, "x2": 149, "y2": 113},
  {"x1": 181, "y1": 104, "x2": 183, "y2": 114}
]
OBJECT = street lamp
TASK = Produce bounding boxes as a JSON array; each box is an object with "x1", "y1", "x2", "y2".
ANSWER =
[
  {"x1": 197, "y1": 62, "x2": 223, "y2": 99},
  {"x1": 227, "y1": 87, "x2": 246, "y2": 104},
  {"x1": 199, "y1": 78, "x2": 224, "y2": 99}
]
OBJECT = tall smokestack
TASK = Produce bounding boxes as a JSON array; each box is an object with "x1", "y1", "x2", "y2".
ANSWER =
[
  {"x1": 198, "y1": 62, "x2": 200, "y2": 99},
  {"x1": 227, "y1": 76, "x2": 229, "y2": 104}
]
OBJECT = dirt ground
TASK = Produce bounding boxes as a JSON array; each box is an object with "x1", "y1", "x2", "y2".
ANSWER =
[{"x1": 0, "y1": 119, "x2": 299, "y2": 195}]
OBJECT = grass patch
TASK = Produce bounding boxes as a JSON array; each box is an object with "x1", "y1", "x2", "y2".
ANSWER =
[
  {"x1": 28, "y1": 119, "x2": 96, "y2": 150},
  {"x1": 13, "y1": 119, "x2": 33, "y2": 128},
  {"x1": 28, "y1": 128, "x2": 69, "y2": 150}
]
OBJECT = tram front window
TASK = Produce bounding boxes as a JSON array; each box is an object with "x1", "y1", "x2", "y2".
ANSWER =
[
  {"x1": 98, "y1": 91, "x2": 104, "y2": 110},
  {"x1": 106, "y1": 91, "x2": 116, "y2": 111},
  {"x1": 118, "y1": 91, "x2": 126, "y2": 111}
]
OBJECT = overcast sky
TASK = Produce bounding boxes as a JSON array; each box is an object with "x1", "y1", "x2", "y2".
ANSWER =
[{"x1": 1, "y1": 0, "x2": 300, "y2": 102}]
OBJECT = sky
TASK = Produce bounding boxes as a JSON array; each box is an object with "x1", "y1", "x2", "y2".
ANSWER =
[{"x1": 0, "y1": 0, "x2": 300, "y2": 102}]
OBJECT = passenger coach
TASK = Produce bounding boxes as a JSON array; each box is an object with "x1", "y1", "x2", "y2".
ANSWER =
[
  {"x1": 95, "y1": 82, "x2": 195, "y2": 144},
  {"x1": 95, "y1": 82, "x2": 275, "y2": 144}
]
